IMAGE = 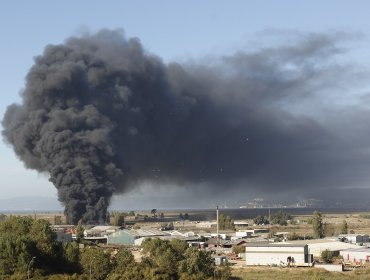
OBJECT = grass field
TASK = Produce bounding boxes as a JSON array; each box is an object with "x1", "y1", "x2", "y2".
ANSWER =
[{"x1": 232, "y1": 267, "x2": 370, "y2": 280}]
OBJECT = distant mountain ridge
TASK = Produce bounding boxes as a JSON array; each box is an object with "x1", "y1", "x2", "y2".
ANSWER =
[{"x1": 0, "y1": 196, "x2": 63, "y2": 211}]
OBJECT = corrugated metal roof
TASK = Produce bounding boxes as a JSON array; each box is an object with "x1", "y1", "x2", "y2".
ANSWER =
[
  {"x1": 119, "y1": 229, "x2": 169, "y2": 237},
  {"x1": 89, "y1": 226, "x2": 120, "y2": 231}
]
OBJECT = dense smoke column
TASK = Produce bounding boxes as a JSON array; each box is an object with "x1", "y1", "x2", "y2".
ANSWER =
[
  {"x1": 1, "y1": 30, "x2": 177, "y2": 224},
  {"x1": 4, "y1": 29, "x2": 367, "y2": 221}
]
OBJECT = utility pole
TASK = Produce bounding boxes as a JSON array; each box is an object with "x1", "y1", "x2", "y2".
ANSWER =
[
  {"x1": 216, "y1": 205, "x2": 219, "y2": 246},
  {"x1": 268, "y1": 207, "x2": 271, "y2": 225}
]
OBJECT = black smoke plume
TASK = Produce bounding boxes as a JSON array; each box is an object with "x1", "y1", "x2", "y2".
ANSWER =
[{"x1": 3, "y1": 30, "x2": 370, "y2": 223}]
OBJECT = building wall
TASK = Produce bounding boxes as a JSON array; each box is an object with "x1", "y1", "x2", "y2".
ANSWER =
[
  {"x1": 341, "y1": 250, "x2": 370, "y2": 263},
  {"x1": 245, "y1": 246, "x2": 307, "y2": 266}
]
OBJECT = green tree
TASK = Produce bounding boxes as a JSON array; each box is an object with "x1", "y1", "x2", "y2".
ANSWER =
[
  {"x1": 80, "y1": 248, "x2": 112, "y2": 280},
  {"x1": 253, "y1": 215, "x2": 269, "y2": 225},
  {"x1": 321, "y1": 249, "x2": 333, "y2": 263},
  {"x1": 30, "y1": 219, "x2": 55, "y2": 255},
  {"x1": 109, "y1": 263, "x2": 149, "y2": 280},
  {"x1": 0, "y1": 214, "x2": 6, "y2": 222},
  {"x1": 170, "y1": 239, "x2": 188, "y2": 261},
  {"x1": 128, "y1": 211, "x2": 136, "y2": 216},
  {"x1": 0, "y1": 236, "x2": 37, "y2": 275},
  {"x1": 113, "y1": 212, "x2": 125, "y2": 227},
  {"x1": 151, "y1": 209, "x2": 157, "y2": 218},
  {"x1": 184, "y1": 213, "x2": 189, "y2": 220},
  {"x1": 76, "y1": 220, "x2": 84, "y2": 243},
  {"x1": 63, "y1": 242, "x2": 80, "y2": 273},
  {"x1": 218, "y1": 214, "x2": 235, "y2": 230},
  {"x1": 178, "y1": 247, "x2": 215, "y2": 279},
  {"x1": 144, "y1": 239, "x2": 179, "y2": 277},
  {"x1": 270, "y1": 211, "x2": 292, "y2": 226},
  {"x1": 312, "y1": 211, "x2": 324, "y2": 239},
  {"x1": 0, "y1": 216, "x2": 33, "y2": 236},
  {"x1": 0, "y1": 216, "x2": 68, "y2": 274},
  {"x1": 340, "y1": 220, "x2": 348, "y2": 234},
  {"x1": 114, "y1": 247, "x2": 135, "y2": 273}
]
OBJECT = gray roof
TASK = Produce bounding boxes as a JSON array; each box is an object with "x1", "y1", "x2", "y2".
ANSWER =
[{"x1": 119, "y1": 229, "x2": 169, "y2": 237}]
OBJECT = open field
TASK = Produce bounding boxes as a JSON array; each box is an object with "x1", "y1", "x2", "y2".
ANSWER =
[{"x1": 231, "y1": 267, "x2": 370, "y2": 280}]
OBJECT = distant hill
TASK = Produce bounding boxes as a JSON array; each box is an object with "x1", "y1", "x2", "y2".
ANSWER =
[{"x1": 0, "y1": 196, "x2": 63, "y2": 212}]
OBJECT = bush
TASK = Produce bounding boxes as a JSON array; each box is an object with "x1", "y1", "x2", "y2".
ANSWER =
[{"x1": 321, "y1": 249, "x2": 333, "y2": 263}]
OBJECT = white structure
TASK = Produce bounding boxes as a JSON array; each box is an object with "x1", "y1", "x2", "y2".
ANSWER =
[
  {"x1": 234, "y1": 220, "x2": 249, "y2": 228},
  {"x1": 84, "y1": 226, "x2": 120, "y2": 237},
  {"x1": 282, "y1": 239, "x2": 362, "y2": 258},
  {"x1": 211, "y1": 233, "x2": 226, "y2": 240},
  {"x1": 340, "y1": 248, "x2": 370, "y2": 263},
  {"x1": 195, "y1": 221, "x2": 217, "y2": 229},
  {"x1": 170, "y1": 230, "x2": 195, "y2": 237},
  {"x1": 338, "y1": 234, "x2": 369, "y2": 244},
  {"x1": 307, "y1": 241, "x2": 361, "y2": 257},
  {"x1": 235, "y1": 230, "x2": 252, "y2": 238},
  {"x1": 245, "y1": 243, "x2": 311, "y2": 266}
]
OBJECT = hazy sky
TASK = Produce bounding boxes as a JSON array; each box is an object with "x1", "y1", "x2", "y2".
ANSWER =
[{"x1": 2, "y1": 1, "x2": 370, "y2": 209}]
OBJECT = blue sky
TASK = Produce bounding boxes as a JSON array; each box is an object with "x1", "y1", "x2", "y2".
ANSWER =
[{"x1": 1, "y1": 0, "x2": 370, "y2": 208}]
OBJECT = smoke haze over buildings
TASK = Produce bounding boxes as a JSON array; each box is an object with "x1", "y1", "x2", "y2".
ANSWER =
[{"x1": 3, "y1": 29, "x2": 370, "y2": 223}]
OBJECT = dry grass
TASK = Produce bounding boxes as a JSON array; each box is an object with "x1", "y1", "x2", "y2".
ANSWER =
[{"x1": 232, "y1": 267, "x2": 370, "y2": 280}]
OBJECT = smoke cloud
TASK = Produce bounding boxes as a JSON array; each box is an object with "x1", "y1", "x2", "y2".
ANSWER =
[{"x1": 3, "y1": 29, "x2": 370, "y2": 223}]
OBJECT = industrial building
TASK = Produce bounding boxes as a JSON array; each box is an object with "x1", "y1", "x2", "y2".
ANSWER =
[
  {"x1": 340, "y1": 248, "x2": 370, "y2": 263},
  {"x1": 107, "y1": 229, "x2": 169, "y2": 245},
  {"x1": 285, "y1": 239, "x2": 362, "y2": 258},
  {"x1": 245, "y1": 243, "x2": 312, "y2": 266},
  {"x1": 84, "y1": 225, "x2": 121, "y2": 237}
]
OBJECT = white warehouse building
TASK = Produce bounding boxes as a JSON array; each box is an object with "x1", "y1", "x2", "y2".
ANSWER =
[{"x1": 245, "y1": 243, "x2": 312, "y2": 266}]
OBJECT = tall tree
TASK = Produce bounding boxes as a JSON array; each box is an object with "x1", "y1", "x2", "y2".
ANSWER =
[
  {"x1": 113, "y1": 212, "x2": 125, "y2": 227},
  {"x1": 151, "y1": 209, "x2": 157, "y2": 218},
  {"x1": 340, "y1": 220, "x2": 348, "y2": 234},
  {"x1": 218, "y1": 214, "x2": 235, "y2": 230},
  {"x1": 312, "y1": 211, "x2": 324, "y2": 238},
  {"x1": 76, "y1": 220, "x2": 85, "y2": 242},
  {"x1": 63, "y1": 242, "x2": 80, "y2": 273},
  {"x1": 178, "y1": 247, "x2": 215, "y2": 279},
  {"x1": 80, "y1": 248, "x2": 112, "y2": 280}
]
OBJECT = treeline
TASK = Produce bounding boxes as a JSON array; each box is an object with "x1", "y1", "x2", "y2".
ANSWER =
[
  {"x1": 0, "y1": 216, "x2": 79, "y2": 276},
  {"x1": 0, "y1": 216, "x2": 233, "y2": 280},
  {"x1": 218, "y1": 214, "x2": 235, "y2": 230},
  {"x1": 253, "y1": 210, "x2": 292, "y2": 226}
]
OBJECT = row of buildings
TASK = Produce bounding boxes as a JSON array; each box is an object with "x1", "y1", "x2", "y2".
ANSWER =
[{"x1": 52, "y1": 223, "x2": 370, "y2": 269}]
